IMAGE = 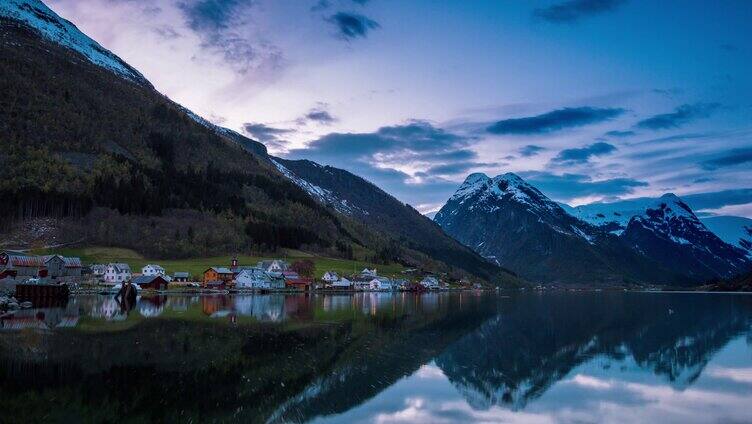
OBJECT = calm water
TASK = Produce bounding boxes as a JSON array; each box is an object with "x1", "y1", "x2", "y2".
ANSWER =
[{"x1": 2, "y1": 291, "x2": 752, "y2": 423}]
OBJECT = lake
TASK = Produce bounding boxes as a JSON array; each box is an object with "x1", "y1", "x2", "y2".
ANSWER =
[{"x1": 2, "y1": 291, "x2": 752, "y2": 423}]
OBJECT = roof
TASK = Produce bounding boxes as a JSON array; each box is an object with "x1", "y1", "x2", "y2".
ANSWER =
[
  {"x1": 174, "y1": 272, "x2": 190, "y2": 278},
  {"x1": 207, "y1": 267, "x2": 233, "y2": 274},
  {"x1": 131, "y1": 275, "x2": 167, "y2": 286},
  {"x1": 108, "y1": 263, "x2": 131, "y2": 273},
  {"x1": 144, "y1": 264, "x2": 165, "y2": 271}
]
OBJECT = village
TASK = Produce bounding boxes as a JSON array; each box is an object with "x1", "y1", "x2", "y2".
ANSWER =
[{"x1": 0, "y1": 250, "x2": 478, "y2": 302}]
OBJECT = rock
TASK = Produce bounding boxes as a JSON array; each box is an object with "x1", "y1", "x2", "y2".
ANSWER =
[
  {"x1": 7, "y1": 302, "x2": 19, "y2": 310},
  {"x1": 20, "y1": 301, "x2": 32, "y2": 309}
]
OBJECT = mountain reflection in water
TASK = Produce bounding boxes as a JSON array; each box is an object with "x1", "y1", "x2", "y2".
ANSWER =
[{"x1": 1, "y1": 292, "x2": 752, "y2": 423}]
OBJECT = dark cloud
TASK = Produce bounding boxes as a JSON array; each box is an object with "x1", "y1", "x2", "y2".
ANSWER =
[
  {"x1": 179, "y1": 0, "x2": 245, "y2": 31},
  {"x1": 693, "y1": 177, "x2": 713, "y2": 184},
  {"x1": 700, "y1": 147, "x2": 752, "y2": 170},
  {"x1": 683, "y1": 188, "x2": 752, "y2": 211},
  {"x1": 551, "y1": 142, "x2": 617, "y2": 165},
  {"x1": 286, "y1": 121, "x2": 481, "y2": 203},
  {"x1": 426, "y1": 162, "x2": 497, "y2": 175},
  {"x1": 242, "y1": 123, "x2": 294, "y2": 146},
  {"x1": 518, "y1": 145, "x2": 546, "y2": 157},
  {"x1": 178, "y1": 0, "x2": 282, "y2": 73},
  {"x1": 652, "y1": 88, "x2": 683, "y2": 98},
  {"x1": 487, "y1": 107, "x2": 624, "y2": 135},
  {"x1": 635, "y1": 103, "x2": 720, "y2": 130},
  {"x1": 305, "y1": 108, "x2": 336, "y2": 124},
  {"x1": 520, "y1": 171, "x2": 648, "y2": 201},
  {"x1": 533, "y1": 0, "x2": 626, "y2": 23},
  {"x1": 310, "y1": 0, "x2": 330, "y2": 12},
  {"x1": 605, "y1": 130, "x2": 635, "y2": 137},
  {"x1": 327, "y1": 12, "x2": 380, "y2": 40}
]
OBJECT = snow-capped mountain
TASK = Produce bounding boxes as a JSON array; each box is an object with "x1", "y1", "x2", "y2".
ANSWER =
[
  {"x1": 0, "y1": 0, "x2": 149, "y2": 85},
  {"x1": 701, "y1": 216, "x2": 752, "y2": 257},
  {"x1": 619, "y1": 195, "x2": 750, "y2": 279},
  {"x1": 434, "y1": 173, "x2": 675, "y2": 285}
]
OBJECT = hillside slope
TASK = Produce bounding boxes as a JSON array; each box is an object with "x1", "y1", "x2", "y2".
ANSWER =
[
  {"x1": 0, "y1": 0, "x2": 515, "y2": 283},
  {"x1": 273, "y1": 159, "x2": 521, "y2": 284}
]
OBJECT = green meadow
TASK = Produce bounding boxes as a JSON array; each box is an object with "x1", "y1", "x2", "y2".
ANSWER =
[{"x1": 31, "y1": 247, "x2": 407, "y2": 280}]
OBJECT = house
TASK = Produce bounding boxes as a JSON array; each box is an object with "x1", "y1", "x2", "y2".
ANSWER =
[
  {"x1": 282, "y1": 270, "x2": 312, "y2": 291},
  {"x1": 322, "y1": 271, "x2": 339, "y2": 283},
  {"x1": 142, "y1": 264, "x2": 166, "y2": 277},
  {"x1": 203, "y1": 267, "x2": 234, "y2": 286},
  {"x1": 331, "y1": 277, "x2": 353, "y2": 289},
  {"x1": 104, "y1": 263, "x2": 132, "y2": 284},
  {"x1": 131, "y1": 275, "x2": 170, "y2": 290},
  {"x1": 235, "y1": 268, "x2": 284, "y2": 290},
  {"x1": 0, "y1": 251, "x2": 83, "y2": 279},
  {"x1": 352, "y1": 278, "x2": 372, "y2": 291},
  {"x1": 90, "y1": 264, "x2": 107, "y2": 278},
  {"x1": 369, "y1": 277, "x2": 393, "y2": 291},
  {"x1": 360, "y1": 268, "x2": 378, "y2": 278},
  {"x1": 419, "y1": 276, "x2": 440, "y2": 290},
  {"x1": 257, "y1": 260, "x2": 290, "y2": 274},
  {"x1": 173, "y1": 272, "x2": 190, "y2": 282},
  {"x1": 42, "y1": 255, "x2": 82, "y2": 278}
]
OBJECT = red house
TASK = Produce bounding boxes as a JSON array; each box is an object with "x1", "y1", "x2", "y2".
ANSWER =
[
  {"x1": 282, "y1": 271, "x2": 313, "y2": 291},
  {"x1": 131, "y1": 275, "x2": 169, "y2": 290}
]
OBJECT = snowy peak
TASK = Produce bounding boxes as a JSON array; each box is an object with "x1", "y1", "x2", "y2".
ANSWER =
[
  {"x1": 1, "y1": 0, "x2": 149, "y2": 85},
  {"x1": 448, "y1": 172, "x2": 563, "y2": 215}
]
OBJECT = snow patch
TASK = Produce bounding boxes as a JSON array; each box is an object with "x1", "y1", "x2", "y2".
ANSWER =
[{"x1": 1, "y1": 0, "x2": 148, "y2": 85}]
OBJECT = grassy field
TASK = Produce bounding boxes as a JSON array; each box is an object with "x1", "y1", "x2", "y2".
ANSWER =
[{"x1": 30, "y1": 247, "x2": 406, "y2": 280}]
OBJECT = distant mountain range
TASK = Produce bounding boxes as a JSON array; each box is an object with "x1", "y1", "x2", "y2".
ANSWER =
[
  {"x1": 435, "y1": 173, "x2": 750, "y2": 285},
  {"x1": 0, "y1": 0, "x2": 519, "y2": 284}
]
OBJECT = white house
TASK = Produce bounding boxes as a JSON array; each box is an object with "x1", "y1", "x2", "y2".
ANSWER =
[
  {"x1": 90, "y1": 264, "x2": 107, "y2": 278},
  {"x1": 142, "y1": 264, "x2": 166, "y2": 277},
  {"x1": 104, "y1": 263, "x2": 132, "y2": 284},
  {"x1": 257, "y1": 260, "x2": 290, "y2": 274},
  {"x1": 236, "y1": 268, "x2": 284, "y2": 290},
  {"x1": 360, "y1": 268, "x2": 378, "y2": 278},
  {"x1": 369, "y1": 277, "x2": 393, "y2": 291},
  {"x1": 322, "y1": 271, "x2": 339, "y2": 283},
  {"x1": 331, "y1": 277, "x2": 352, "y2": 289},
  {"x1": 420, "y1": 276, "x2": 440, "y2": 290},
  {"x1": 353, "y1": 279, "x2": 372, "y2": 291}
]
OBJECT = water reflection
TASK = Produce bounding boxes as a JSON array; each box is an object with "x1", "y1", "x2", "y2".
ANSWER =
[{"x1": 0, "y1": 292, "x2": 751, "y2": 423}]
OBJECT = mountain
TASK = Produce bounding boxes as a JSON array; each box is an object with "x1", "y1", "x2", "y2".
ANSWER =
[
  {"x1": 434, "y1": 173, "x2": 676, "y2": 285},
  {"x1": 700, "y1": 216, "x2": 752, "y2": 257},
  {"x1": 618, "y1": 195, "x2": 750, "y2": 280},
  {"x1": 0, "y1": 0, "x2": 514, "y2": 283},
  {"x1": 568, "y1": 196, "x2": 751, "y2": 280},
  {"x1": 271, "y1": 159, "x2": 521, "y2": 284}
]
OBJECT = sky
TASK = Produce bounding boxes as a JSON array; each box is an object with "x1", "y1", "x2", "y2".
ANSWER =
[{"x1": 47, "y1": 0, "x2": 752, "y2": 216}]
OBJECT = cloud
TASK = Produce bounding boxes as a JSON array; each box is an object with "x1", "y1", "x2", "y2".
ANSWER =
[
  {"x1": 518, "y1": 145, "x2": 546, "y2": 157},
  {"x1": 286, "y1": 121, "x2": 480, "y2": 204},
  {"x1": 242, "y1": 122, "x2": 294, "y2": 149},
  {"x1": 178, "y1": 0, "x2": 283, "y2": 74},
  {"x1": 635, "y1": 103, "x2": 720, "y2": 130},
  {"x1": 425, "y1": 162, "x2": 497, "y2": 175},
  {"x1": 551, "y1": 142, "x2": 617, "y2": 164},
  {"x1": 605, "y1": 130, "x2": 635, "y2": 138},
  {"x1": 683, "y1": 189, "x2": 752, "y2": 211},
  {"x1": 327, "y1": 12, "x2": 380, "y2": 40},
  {"x1": 700, "y1": 147, "x2": 752, "y2": 170},
  {"x1": 310, "y1": 0, "x2": 330, "y2": 12},
  {"x1": 533, "y1": 0, "x2": 626, "y2": 23},
  {"x1": 487, "y1": 107, "x2": 624, "y2": 135},
  {"x1": 304, "y1": 108, "x2": 337, "y2": 124},
  {"x1": 520, "y1": 171, "x2": 648, "y2": 201}
]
